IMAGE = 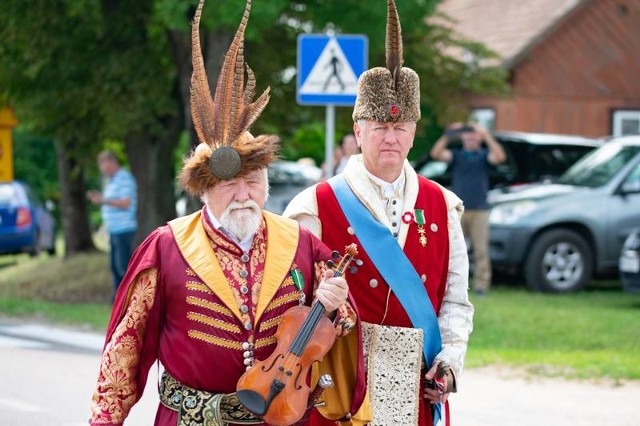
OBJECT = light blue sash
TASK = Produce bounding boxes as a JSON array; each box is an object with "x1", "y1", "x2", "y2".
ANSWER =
[
  {"x1": 330, "y1": 175, "x2": 445, "y2": 424},
  {"x1": 329, "y1": 175, "x2": 442, "y2": 365}
]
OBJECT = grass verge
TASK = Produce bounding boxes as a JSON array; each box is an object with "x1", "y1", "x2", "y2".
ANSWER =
[
  {"x1": 1, "y1": 252, "x2": 639, "y2": 380},
  {"x1": 468, "y1": 285, "x2": 640, "y2": 381},
  {"x1": 0, "y1": 251, "x2": 113, "y2": 331}
]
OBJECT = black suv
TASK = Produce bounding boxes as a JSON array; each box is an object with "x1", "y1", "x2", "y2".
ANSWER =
[{"x1": 414, "y1": 131, "x2": 603, "y2": 188}]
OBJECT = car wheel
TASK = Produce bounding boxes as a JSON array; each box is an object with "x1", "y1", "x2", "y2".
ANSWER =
[
  {"x1": 524, "y1": 229, "x2": 592, "y2": 293},
  {"x1": 27, "y1": 231, "x2": 41, "y2": 257}
]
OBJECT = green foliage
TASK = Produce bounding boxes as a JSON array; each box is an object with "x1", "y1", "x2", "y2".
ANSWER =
[
  {"x1": 282, "y1": 122, "x2": 326, "y2": 166},
  {"x1": 0, "y1": 0, "x2": 510, "y2": 223},
  {"x1": 13, "y1": 131, "x2": 59, "y2": 201}
]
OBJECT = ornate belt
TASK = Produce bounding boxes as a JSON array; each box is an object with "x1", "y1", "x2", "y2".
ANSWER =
[{"x1": 159, "y1": 371, "x2": 262, "y2": 425}]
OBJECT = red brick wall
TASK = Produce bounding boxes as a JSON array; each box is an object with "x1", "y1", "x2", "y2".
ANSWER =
[{"x1": 467, "y1": 0, "x2": 640, "y2": 137}]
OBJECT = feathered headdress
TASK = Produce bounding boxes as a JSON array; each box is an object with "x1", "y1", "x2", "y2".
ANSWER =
[
  {"x1": 179, "y1": 0, "x2": 279, "y2": 196},
  {"x1": 352, "y1": 0, "x2": 421, "y2": 123}
]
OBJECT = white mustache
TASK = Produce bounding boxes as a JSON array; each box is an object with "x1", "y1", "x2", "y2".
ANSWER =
[{"x1": 227, "y1": 200, "x2": 260, "y2": 213}]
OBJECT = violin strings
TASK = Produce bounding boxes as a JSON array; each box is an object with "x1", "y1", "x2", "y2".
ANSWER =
[{"x1": 272, "y1": 252, "x2": 355, "y2": 388}]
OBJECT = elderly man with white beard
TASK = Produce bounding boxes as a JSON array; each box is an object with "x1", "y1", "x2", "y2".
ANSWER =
[{"x1": 89, "y1": 1, "x2": 367, "y2": 425}]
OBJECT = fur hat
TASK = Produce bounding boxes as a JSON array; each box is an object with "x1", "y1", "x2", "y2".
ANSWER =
[
  {"x1": 179, "y1": 0, "x2": 279, "y2": 196},
  {"x1": 352, "y1": 0, "x2": 421, "y2": 123}
]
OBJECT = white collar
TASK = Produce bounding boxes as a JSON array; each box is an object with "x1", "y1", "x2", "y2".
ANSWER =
[
  {"x1": 205, "y1": 205, "x2": 254, "y2": 252},
  {"x1": 364, "y1": 167, "x2": 405, "y2": 198}
]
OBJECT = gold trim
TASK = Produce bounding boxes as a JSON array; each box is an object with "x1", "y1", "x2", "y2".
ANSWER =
[
  {"x1": 254, "y1": 211, "x2": 299, "y2": 323},
  {"x1": 186, "y1": 281, "x2": 213, "y2": 294},
  {"x1": 187, "y1": 312, "x2": 241, "y2": 333},
  {"x1": 258, "y1": 316, "x2": 281, "y2": 333},
  {"x1": 254, "y1": 336, "x2": 277, "y2": 349},
  {"x1": 263, "y1": 291, "x2": 301, "y2": 314},
  {"x1": 186, "y1": 268, "x2": 198, "y2": 277},
  {"x1": 188, "y1": 329, "x2": 243, "y2": 350},
  {"x1": 170, "y1": 212, "x2": 243, "y2": 320},
  {"x1": 186, "y1": 296, "x2": 234, "y2": 318}
]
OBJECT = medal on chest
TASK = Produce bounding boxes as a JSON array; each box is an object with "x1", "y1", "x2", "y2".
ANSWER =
[
  {"x1": 290, "y1": 268, "x2": 306, "y2": 305},
  {"x1": 402, "y1": 209, "x2": 428, "y2": 247}
]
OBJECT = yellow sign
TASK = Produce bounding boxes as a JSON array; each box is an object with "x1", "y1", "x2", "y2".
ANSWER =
[{"x1": 0, "y1": 107, "x2": 18, "y2": 182}]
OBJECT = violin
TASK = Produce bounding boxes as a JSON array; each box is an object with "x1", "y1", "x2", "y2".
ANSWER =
[{"x1": 236, "y1": 243, "x2": 359, "y2": 425}]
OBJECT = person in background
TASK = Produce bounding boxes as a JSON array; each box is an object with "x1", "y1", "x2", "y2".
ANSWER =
[
  {"x1": 430, "y1": 122, "x2": 506, "y2": 296},
  {"x1": 89, "y1": 1, "x2": 366, "y2": 424},
  {"x1": 334, "y1": 133, "x2": 359, "y2": 174},
  {"x1": 284, "y1": 1, "x2": 474, "y2": 424},
  {"x1": 87, "y1": 150, "x2": 138, "y2": 296}
]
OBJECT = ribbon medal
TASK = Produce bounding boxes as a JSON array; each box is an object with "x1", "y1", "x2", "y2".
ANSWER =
[
  {"x1": 290, "y1": 268, "x2": 306, "y2": 305},
  {"x1": 415, "y1": 209, "x2": 428, "y2": 247}
]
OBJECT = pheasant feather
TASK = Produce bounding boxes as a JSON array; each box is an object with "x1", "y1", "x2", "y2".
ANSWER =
[{"x1": 386, "y1": 0, "x2": 403, "y2": 90}]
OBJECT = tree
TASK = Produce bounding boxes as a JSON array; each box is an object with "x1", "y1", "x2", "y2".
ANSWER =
[{"x1": 1, "y1": 0, "x2": 508, "y2": 258}]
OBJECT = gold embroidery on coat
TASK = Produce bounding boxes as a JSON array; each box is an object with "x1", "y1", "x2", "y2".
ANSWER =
[
  {"x1": 188, "y1": 329, "x2": 243, "y2": 350},
  {"x1": 264, "y1": 291, "x2": 301, "y2": 313},
  {"x1": 258, "y1": 316, "x2": 282, "y2": 333},
  {"x1": 186, "y1": 296, "x2": 234, "y2": 317},
  {"x1": 254, "y1": 336, "x2": 277, "y2": 349},
  {"x1": 186, "y1": 268, "x2": 198, "y2": 277},
  {"x1": 187, "y1": 311, "x2": 241, "y2": 333},
  {"x1": 91, "y1": 269, "x2": 158, "y2": 424},
  {"x1": 186, "y1": 281, "x2": 211, "y2": 294}
]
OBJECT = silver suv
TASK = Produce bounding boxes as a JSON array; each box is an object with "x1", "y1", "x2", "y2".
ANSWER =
[{"x1": 488, "y1": 136, "x2": 640, "y2": 292}]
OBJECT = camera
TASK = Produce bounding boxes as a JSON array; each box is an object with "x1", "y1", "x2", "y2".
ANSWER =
[{"x1": 444, "y1": 125, "x2": 475, "y2": 137}]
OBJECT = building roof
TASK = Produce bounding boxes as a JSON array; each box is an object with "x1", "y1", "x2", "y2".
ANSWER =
[{"x1": 434, "y1": 0, "x2": 587, "y2": 68}]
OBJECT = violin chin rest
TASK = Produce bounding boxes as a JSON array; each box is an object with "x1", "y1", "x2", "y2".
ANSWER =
[{"x1": 236, "y1": 389, "x2": 268, "y2": 416}]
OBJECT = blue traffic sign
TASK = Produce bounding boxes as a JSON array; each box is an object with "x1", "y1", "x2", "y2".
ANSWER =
[{"x1": 297, "y1": 34, "x2": 368, "y2": 106}]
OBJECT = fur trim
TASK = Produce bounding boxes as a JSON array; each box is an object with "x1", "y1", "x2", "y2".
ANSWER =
[
  {"x1": 179, "y1": 133, "x2": 280, "y2": 196},
  {"x1": 352, "y1": 67, "x2": 420, "y2": 123}
]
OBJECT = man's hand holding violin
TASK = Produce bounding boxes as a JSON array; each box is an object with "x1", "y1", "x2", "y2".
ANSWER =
[{"x1": 315, "y1": 269, "x2": 349, "y2": 313}]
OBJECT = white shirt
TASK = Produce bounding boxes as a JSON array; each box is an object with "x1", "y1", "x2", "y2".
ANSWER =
[{"x1": 365, "y1": 168, "x2": 405, "y2": 238}]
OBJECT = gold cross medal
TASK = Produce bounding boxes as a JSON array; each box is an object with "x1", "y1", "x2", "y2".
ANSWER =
[{"x1": 414, "y1": 209, "x2": 428, "y2": 247}]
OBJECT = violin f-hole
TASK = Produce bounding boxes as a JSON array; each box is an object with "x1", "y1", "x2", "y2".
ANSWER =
[{"x1": 261, "y1": 353, "x2": 284, "y2": 373}]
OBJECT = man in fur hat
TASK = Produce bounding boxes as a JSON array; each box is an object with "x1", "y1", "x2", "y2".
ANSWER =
[
  {"x1": 89, "y1": 1, "x2": 368, "y2": 425},
  {"x1": 284, "y1": 1, "x2": 474, "y2": 425}
]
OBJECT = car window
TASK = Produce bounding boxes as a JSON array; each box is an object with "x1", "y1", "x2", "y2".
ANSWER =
[
  {"x1": 22, "y1": 184, "x2": 42, "y2": 206},
  {"x1": 531, "y1": 145, "x2": 595, "y2": 179},
  {"x1": 492, "y1": 143, "x2": 517, "y2": 183},
  {"x1": 0, "y1": 183, "x2": 18, "y2": 204},
  {"x1": 621, "y1": 161, "x2": 640, "y2": 191},
  {"x1": 558, "y1": 144, "x2": 640, "y2": 187}
]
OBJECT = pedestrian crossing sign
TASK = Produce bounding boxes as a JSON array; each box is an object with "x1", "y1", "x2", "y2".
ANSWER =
[{"x1": 297, "y1": 34, "x2": 368, "y2": 106}]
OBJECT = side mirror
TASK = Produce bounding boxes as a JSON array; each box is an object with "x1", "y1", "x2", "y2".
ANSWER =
[{"x1": 621, "y1": 180, "x2": 640, "y2": 194}]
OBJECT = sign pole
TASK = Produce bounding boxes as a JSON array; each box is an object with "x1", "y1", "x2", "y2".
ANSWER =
[
  {"x1": 325, "y1": 104, "x2": 335, "y2": 178},
  {"x1": 296, "y1": 34, "x2": 367, "y2": 178}
]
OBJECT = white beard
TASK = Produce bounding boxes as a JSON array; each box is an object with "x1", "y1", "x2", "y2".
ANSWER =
[{"x1": 219, "y1": 200, "x2": 262, "y2": 242}]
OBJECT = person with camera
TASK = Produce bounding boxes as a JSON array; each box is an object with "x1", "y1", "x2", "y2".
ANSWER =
[{"x1": 430, "y1": 123, "x2": 506, "y2": 296}]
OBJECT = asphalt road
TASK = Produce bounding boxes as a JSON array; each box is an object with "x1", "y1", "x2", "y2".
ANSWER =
[{"x1": 1, "y1": 320, "x2": 639, "y2": 425}]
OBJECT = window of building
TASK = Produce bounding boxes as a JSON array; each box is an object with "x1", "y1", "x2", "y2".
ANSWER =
[
  {"x1": 469, "y1": 108, "x2": 496, "y2": 131},
  {"x1": 612, "y1": 110, "x2": 640, "y2": 136}
]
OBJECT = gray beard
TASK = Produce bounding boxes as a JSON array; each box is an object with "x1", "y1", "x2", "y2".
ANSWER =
[{"x1": 219, "y1": 201, "x2": 262, "y2": 242}]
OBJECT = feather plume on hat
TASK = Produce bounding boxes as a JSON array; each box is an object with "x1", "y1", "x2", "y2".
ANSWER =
[
  {"x1": 352, "y1": 0, "x2": 420, "y2": 123},
  {"x1": 179, "y1": 0, "x2": 279, "y2": 196}
]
